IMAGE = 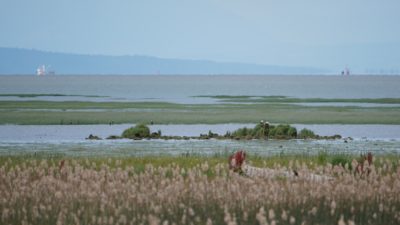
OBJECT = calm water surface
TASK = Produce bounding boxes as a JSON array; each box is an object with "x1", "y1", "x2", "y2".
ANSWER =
[
  {"x1": 0, "y1": 139, "x2": 398, "y2": 157},
  {"x1": 1, "y1": 75, "x2": 400, "y2": 103}
]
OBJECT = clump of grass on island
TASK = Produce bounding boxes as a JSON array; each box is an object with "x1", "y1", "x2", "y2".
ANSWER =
[
  {"x1": 119, "y1": 123, "x2": 161, "y2": 140},
  {"x1": 122, "y1": 123, "x2": 151, "y2": 138},
  {"x1": 118, "y1": 123, "x2": 339, "y2": 141},
  {"x1": 1, "y1": 154, "x2": 399, "y2": 225},
  {"x1": 223, "y1": 124, "x2": 339, "y2": 140},
  {"x1": 298, "y1": 128, "x2": 317, "y2": 139}
]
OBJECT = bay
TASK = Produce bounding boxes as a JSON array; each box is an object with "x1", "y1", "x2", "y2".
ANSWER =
[
  {"x1": 1, "y1": 75, "x2": 399, "y2": 157},
  {"x1": 1, "y1": 75, "x2": 400, "y2": 103}
]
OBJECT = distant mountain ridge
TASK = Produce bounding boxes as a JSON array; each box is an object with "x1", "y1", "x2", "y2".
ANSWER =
[{"x1": 0, "y1": 47, "x2": 326, "y2": 75}]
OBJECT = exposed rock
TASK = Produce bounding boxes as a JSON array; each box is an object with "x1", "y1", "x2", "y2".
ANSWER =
[
  {"x1": 106, "y1": 135, "x2": 122, "y2": 140},
  {"x1": 86, "y1": 134, "x2": 102, "y2": 140}
]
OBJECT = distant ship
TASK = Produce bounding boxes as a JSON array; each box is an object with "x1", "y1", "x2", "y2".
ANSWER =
[
  {"x1": 36, "y1": 65, "x2": 55, "y2": 76},
  {"x1": 341, "y1": 67, "x2": 350, "y2": 76}
]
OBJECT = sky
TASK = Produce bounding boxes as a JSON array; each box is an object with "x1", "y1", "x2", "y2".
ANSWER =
[{"x1": 1, "y1": 0, "x2": 399, "y2": 73}]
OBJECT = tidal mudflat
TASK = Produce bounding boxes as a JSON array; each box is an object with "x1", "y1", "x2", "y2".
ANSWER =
[{"x1": 1, "y1": 98, "x2": 400, "y2": 125}]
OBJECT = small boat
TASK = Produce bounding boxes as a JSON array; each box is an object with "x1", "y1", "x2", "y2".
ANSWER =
[
  {"x1": 36, "y1": 65, "x2": 55, "y2": 76},
  {"x1": 36, "y1": 65, "x2": 46, "y2": 76},
  {"x1": 341, "y1": 67, "x2": 350, "y2": 76}
]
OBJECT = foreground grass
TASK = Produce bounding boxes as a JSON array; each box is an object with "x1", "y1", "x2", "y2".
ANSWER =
[
  {"x1": 1, "y1": 153, "x2": 399, "y2": 171},
  {"x1": 1, "y1": 100, "x2": 400, "y2": 124},
  {"x1": 1, "y1": 154, "x2": 400, "y2": 225}
]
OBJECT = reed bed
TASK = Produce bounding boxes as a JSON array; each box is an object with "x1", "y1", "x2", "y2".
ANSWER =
[{"x1": 1, "y1": 157, "x2": 400, "y2": 225}]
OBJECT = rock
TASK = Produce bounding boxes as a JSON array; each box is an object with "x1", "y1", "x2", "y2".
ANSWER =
[
  {"x1": 86, "y1": 134, "x2": 102, "y2": 140},
  {"x1": 106, "y1": 135, "x2": 122, "y2": 140},
  {"x1": 151, "y1": 132, "x2": 160, "y2": 138},
  {"x1": 333, "y1": 134, "x2": 342, "y2": 139}
]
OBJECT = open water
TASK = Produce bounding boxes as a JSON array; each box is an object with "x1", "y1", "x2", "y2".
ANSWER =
[{"x1": 1, "y1": 75, "x2": 400, "y2": 103}]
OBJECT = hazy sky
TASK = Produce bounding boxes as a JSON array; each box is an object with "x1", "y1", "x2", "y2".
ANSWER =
[{"x1": 1, "y1": 0, "x2": 399, "y2": 72}]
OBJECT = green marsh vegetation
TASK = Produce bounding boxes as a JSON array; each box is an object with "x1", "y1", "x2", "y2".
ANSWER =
[
  {"x1": 121, "y1": 123, "x2": 151, "y2": 139},
  {"x1": 1, "y1": 153, "x2": 399, "y2": 173},
  {"x1": 228, "y1": 124, "x2": 333, "y2": 140},
  {"x1": 1, "y1": 97, "x2": 400, "y2": 124},
  {"x1": 298, "y1": 128, "x2": 317, "y2": 139},
  {"x1": 0, "y1": 93, "x2": 106, "y2": 98}
]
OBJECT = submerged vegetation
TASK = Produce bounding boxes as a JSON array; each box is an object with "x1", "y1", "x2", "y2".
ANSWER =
[{"x1": 1, "y1": 155, "x2": 400, "y2": 225}]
